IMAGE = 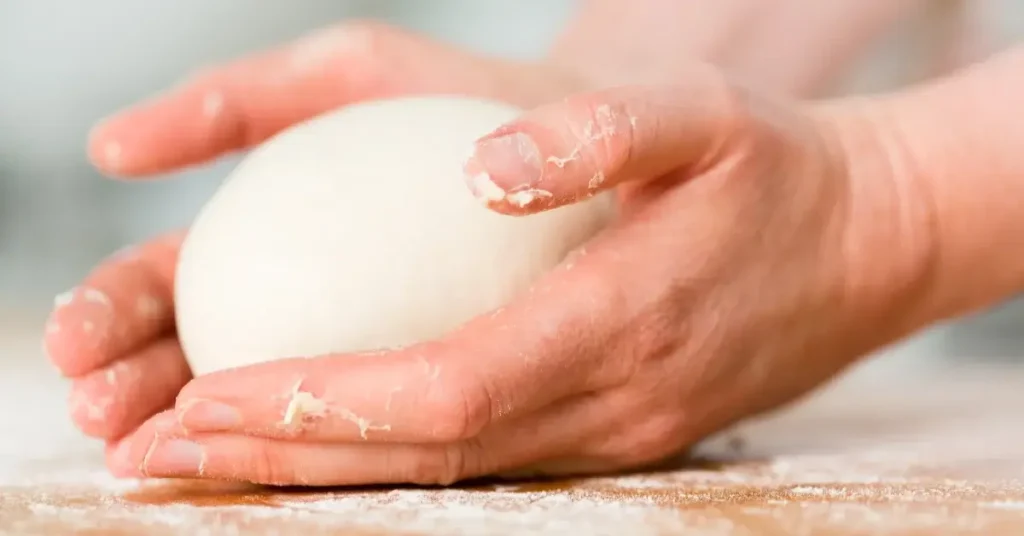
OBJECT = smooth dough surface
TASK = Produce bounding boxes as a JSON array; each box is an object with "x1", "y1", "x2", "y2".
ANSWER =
[{"x1": 175, "y1": 95, "x2": 614, "y2": 376}]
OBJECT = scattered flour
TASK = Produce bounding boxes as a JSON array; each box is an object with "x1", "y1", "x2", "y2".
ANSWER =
[{"x1": 6, "y1": 321, "x2": 1024, "y2": 534}]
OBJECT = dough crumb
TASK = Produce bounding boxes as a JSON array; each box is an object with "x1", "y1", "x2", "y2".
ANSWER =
[
  {"x1": 546, "y1": 103, "x2": 621, "y2": 170},
  {"x1": 82, "y1": 288, "x2": 112, "y2": 307},
  {"x1": 281, "y1": 380, "x2": 392, "y2": 439},
  {"x1": 468, "y1": 171, "x2": 507, "y2": 204},
  {"x1": 53, "y1": 290, "x2": 76, "y2": 309},
  {"x1": 281, "y1": 381, "x2": 327, "y2": 426},
  {"x1": 335, "y1": 407, "x2": 392, "y2": 440},
  {"x1": 506, "y1": 188, "x2": 554, "y2": 208}
]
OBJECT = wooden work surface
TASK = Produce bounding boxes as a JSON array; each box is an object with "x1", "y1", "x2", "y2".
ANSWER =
[{"x1": 2, "y1": 313, "x2": 1023, "y2": 535}]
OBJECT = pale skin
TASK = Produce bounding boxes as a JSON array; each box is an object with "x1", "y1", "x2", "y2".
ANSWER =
[{"x1": 44, "y1": 2, "x2": 1024, "y2": 485}]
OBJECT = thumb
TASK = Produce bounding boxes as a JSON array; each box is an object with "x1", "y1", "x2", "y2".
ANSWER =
[{"x1": 463, "y1": 67, "x2": 742, "y2": 215}]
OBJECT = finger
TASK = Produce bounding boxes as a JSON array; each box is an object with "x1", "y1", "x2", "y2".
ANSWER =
[
  {"x1": 104, "y1": 439, "x2": 138, "y2": 479},
  {"x1": 88, "y1": 22, "x2": 561, "y2": 178},
  {"x1": 126, "y1": 393, "x2": 611, "y2": 486},
  {"x1": 462, "y1": 73, "x2": 740, "y2": 215},
  {"x1": 44, "y1": 232, "x2": 182, "y2": 377},
  {"x1": 106, "y1": 409, "x2": 179, "y2": 479},
  {"x1": 172, "y1": 241, "x2": 633, "y2": 444},
  {"x1": 68, "y1": 337, "x2": 192, "y2": 441}
]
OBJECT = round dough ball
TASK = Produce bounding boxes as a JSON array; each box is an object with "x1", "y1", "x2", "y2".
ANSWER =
[{"x1": 175, "y1": 95, "x2": 614, "y2": 376}]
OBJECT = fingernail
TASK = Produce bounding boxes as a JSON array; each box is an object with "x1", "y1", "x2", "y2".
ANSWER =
[
  {"x1": 178, "y1": 399, "x2": 242, "y2": 431},
  {"x1": 465, "y1": 130, "x2": 543, "y2": 196},
  {"x1": 145, "y1": 438, "x2": 205, "y2": 476}
]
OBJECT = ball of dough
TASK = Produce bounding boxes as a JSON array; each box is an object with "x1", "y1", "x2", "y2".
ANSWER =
[{"x1": 175, "y1": 95, "x2": 613, "y2": 376}]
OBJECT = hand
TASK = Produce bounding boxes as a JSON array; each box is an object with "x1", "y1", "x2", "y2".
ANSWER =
[
  {"x1": 102, "y1": 71, "x2": 936, "y2": 485},
  {"x1": 44, "y1": 20, "x2": 587, "y2": 471},
  {"x1": 45, "y1": 8, "x2": 938, "y2": 484},
  {"x1": 43, "y1": 10, "x2": 830, "y2": 470}
]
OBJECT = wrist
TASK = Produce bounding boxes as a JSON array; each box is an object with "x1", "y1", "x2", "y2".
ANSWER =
[
  {"x1": 827, "y1": 46, "x2": 1024, "y2": 335},
  {"x1": 888, "y1": 46, "x2": 1024, "y2": 318},
  {"x1": 810, "y1": 102, "x2": 943, "y2": 350}
]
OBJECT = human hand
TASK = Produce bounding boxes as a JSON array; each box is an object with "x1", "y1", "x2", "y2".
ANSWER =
[
  {"x1": 100, "y1": 68, "x2": 938, "y2": 485},
  {"x1": 43, "y1": 20, "x2": 589, "y2": 469},
  {"x1": 48, "y1": 8, "x2": 834, "y2": 467},
  {"x1": 48, "y1": 0, "x2": 928, "y2": 408},
  {"x1": 46, "y1": 6, "x2": 944, "y2": 484}
]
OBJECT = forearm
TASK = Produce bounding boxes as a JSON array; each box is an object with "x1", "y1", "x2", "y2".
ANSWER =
[
  {"x1": 843, "y1": 45, "x2": 1024, "y2": 327},
  {"x1": 550, "y1": 0, "x2": 929, "y2": 97}
]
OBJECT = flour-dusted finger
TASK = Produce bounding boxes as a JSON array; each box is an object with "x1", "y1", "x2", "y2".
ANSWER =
[
  {"x1": 69, "y1": 337, "x2": 191, "y2": 441},
  {"x1": 137, "y1": 435, "x2": 458, "y2": 486},
  {"x1": 170, "y1": 238, "x2": 634, "y2": 444},
  {"x1": 130, "y1": 392, "x2": 623, "y2": 486},
  {"x1": 105, "y1": 409, "x2": 181, "y2": 479},
  {"x1": 44, "y1": 231, "x2": 181, "y2": 377},
  {"x1": 88, "y1": 22, "x2": 563, "y2": 178},
  {"x1": 463, "y1": 70, "x2": 744, "y2": 215}
]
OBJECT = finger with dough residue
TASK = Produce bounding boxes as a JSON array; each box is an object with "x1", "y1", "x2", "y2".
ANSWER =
[
  {"x1": 45, "y1": 231, "x2": 182, "y2": 378},
  {"x1": 88, "y1": 22, "x2": 561, "y2": 178},
  {"x1": 69, "y1": 337, "x2": 192, "y2": 441},
  {"x1": 170, "y1": 240, "x2": 630, "y2": 444},
  {"x1": 463, "y1": 71, "x2": 738, "y2": 215},
  {"x1": 116, "y1": 391, "x2": 622, "y2": 486}
]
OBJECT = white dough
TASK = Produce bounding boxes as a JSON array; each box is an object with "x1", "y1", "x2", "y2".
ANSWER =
[{"x1": 175, "y1": 95, "x2": 614, "y2": 376}]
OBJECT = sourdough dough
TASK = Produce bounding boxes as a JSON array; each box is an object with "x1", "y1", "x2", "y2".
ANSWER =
[{"x1": 174, "y1": 96, "x2": 614, "y2": 376}]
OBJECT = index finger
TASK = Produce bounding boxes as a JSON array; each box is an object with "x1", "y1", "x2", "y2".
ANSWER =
[{"x1": 172, "y1": 239, "x2": 628, "y2": 444}]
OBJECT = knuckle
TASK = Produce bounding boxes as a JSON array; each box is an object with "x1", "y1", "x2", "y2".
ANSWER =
[
  {"x1": 629, "y1": 308, "x2": 685, "y2": 363},
  {"x1": 712, "y1": 74, "x2": 755, "y2": 134},
  {"x1": 598, "y1": 415, "x2": 689, "y2": 469},
  {"x1": 406, "y1": 445, "x2": 471, "y2": 486},
  {"x1": 405, "y1": 452, "x2": 447, "y2": 485},
  {"x1": 245, "y1": 442, "x2": 296, "y2": 486},
  {"x1": 424, "y1": 372, "x2": 494, "y2": 442},
  {"x1": 714, "y1": 81, "x2": 772, "y2": 159},
  {"x1": 603, "y1": 307, "x2": 686, "y2": 389}
]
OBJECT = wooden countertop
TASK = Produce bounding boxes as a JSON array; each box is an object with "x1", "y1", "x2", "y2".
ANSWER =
[{"x1": 2, "y1": 315, "x2": 1023, "y2": 535}]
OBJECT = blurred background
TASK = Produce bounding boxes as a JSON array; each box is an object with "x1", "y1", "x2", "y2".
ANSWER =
[{"x1": 0, "y1": 0, "x2": 1022, "y2": 365}]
